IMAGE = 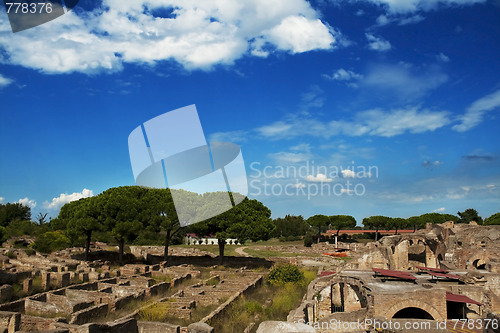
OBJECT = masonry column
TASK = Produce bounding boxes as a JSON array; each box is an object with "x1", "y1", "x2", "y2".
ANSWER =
[{"x1": 42, "y1": 272, "x2": 50, "y2": 291}]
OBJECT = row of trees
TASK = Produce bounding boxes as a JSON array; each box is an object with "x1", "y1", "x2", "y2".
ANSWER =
[
  {"x1": 1, "y1": 194, "x2": 499, "y2": 262},
  {"x1": 271, "y1": 209, "x2": 490, "y2": 244},
  {"x1": 49, "y1": 186, "x2": 274, "y2": 263}
]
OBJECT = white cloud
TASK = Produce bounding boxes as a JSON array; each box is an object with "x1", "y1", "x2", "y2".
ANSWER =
[
  {"x1": 422, "y1": 160, "x2": 443, "y2": 167},
  {"x1": 292, "y1": 182, "x2": 307, "y2": 189},
  {"x1": 305, "y1": 173, "x2": 333, "y2": 182},
  {"x1": 208, "y1": 130, "x2": 248, "y2": 142},
  {"x1": 363, "y1": 0, "x2": 485, "y2": 14},
  {"x1": 375, "y1": 15, "x2": 390, "y2": 26},
  {"x1": 290, "y1": 143, "x2": 311, "y2": 152},
  {"x1": 18, "y1": 197, "x2": 37, "y2": 208},
  {"x1": 44, "y1": 188, "x2": 94, "y2": 210},
  {"x1": 257, "y1": 121, "x2": 294, "y2": 138},
  {"x1": 433, "y1": 207, "x2": 446, "y2": 213},
  {"x1": 398, "y1": 14, "x2": 425, "y2": 25},
  {"x1": 362, "y1": 63, "x2": 448, "y2": 100},
  {"x1": 265, "y1": 16, "x2": 336, "y2": 53},
  {"x1": 0, "y1": 74, "x2": 13, "y2": 88},
  {"x1": 453, "y1": 88, "x2": 500, "y2": 132},
  {"x1": 268, "y1": 151, "x2": 311, "y2": 164},
  {"x1": 323, "y1": 68, "x2": 363, "y2": 84},
  {"x1": 365, "y1": 33, "x2": 391, "y2": 52},
  {"x1": 341, "y1": 169, "x2": 356, "y2": 178},
  {"x1": 437, "y1": 52, "x2": 450, "y2": 62},
  {"x1": 256, "y1": 107, "x2": 450, "y2": 139},
  {"x1": 0, "y1": 0, "x2": 337, "y2": 73},
  {"x1": 0, "y1": 197, "x2": 4, "y2": 203}
]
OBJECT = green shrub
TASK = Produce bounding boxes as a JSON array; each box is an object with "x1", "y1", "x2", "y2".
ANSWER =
[
  {"x1": 303, "y1": 233, "x2": 313, "y2": 247},
  {"x1": 32, "y1": 231, "x2": 70, "y2": 253},
  {"x1": 267, "y1": 264, "x2": 304, "y2": 286},
  {"x1": 244, "y1": 301, "x2": 262, "y2": 315}
]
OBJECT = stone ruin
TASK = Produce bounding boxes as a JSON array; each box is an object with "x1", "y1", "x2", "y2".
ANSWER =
[
  {"x1": 284, "y1": 222, "x2": 500, "y2": 332},
  {"x1": 0, "y1": 247, "x2": 264, "y2": 333}
]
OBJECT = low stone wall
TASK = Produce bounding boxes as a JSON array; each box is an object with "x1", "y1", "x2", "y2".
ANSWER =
[
  {"x1": 0, "y1": 299, "x2": 25, "y2": 313},
  {"x1": 202, "y1": 274, "x2": 263, "y2": 324},
  {"x1": 0, "y1": 311, "x2": 20, "y2": 333},
  {"x1": 69, "y1": 303, "x2": 108, "y2": 325},
  {"x1": 25, "y1": 298, "x2": 66, "y2": 317},
  {"x1": 147, "y1": 282, "x2": 169, "y2": 297},
  {"x1": 19, "y1": 314, "x2": 58, "y2": 332},
  {"x1": 77, "y1": 317, "x2": 138, "y2": 333},
  {"x1": 319, "y1": 308, "x2": 368, "y2": 323},
  {"x1": 137, "y1": 320, "x2": 180, "y2": 333}
]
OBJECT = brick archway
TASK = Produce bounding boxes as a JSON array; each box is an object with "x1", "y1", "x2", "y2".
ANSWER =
[{"x1": 385, "y1": 299, "x2": 444, "y2": 321}]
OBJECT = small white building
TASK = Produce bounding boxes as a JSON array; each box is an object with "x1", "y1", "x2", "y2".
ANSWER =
[{"x1": 184, "y1": 233, "x2": 239, "y2": 245}]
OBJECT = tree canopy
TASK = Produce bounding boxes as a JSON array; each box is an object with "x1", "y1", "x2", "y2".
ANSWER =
[
  {"x1": 307, "y1": 214, "x2": 330, "y2": 243},
  {"x1": 362, "y1": 215, "x2": 389, "y2": 240},
  {"x1": 0, "y1": 202, "x2": 31, "y2": 226},
  {"x1": 484, "y1": 212, "x2": 500, "y2": 225},
  {"x1": 457, "y1": 208, "x2": 483, "y2": 224},
  {"x1": 329, "y1": 215, "x2": 356, "y2": 236},
  {"x1": 192, "y1": 197, "x2": 274, "y2": 263},
  {"x1": 272, "y1": 215, "x2": 308, "y2": 238}
]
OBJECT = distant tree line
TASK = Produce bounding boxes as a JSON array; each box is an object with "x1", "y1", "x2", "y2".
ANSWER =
[{"x1": 0, "y1": 194, "x2": 498, "y2": 261}]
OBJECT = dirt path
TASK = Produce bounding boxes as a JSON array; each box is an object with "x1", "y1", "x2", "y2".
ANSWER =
[{"x1": 235, "y1": 246, "x2": 251, "y2": 257}]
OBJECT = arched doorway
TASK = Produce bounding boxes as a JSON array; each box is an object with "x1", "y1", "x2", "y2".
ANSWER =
[
  {"x1": 392, "y1": 307, "x2": 434, "y2": 320},
  {"x1": 473, "y1": 259, "x2": 487, "y2": 270}
]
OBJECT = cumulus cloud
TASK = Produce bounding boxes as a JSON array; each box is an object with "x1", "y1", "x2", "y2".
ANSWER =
[
  {"x1": 0, "y1": 0, "x2": 337, "y2": 73},
  {"x1": 265, "y1": 16, "x2": 336, "y2": 53},
  {"x1": 341, "y1": 169, "x2": 356, "y2": 178},
  {"x1": 305, "y1": 173, "x2": 333, "y2": 182},
  {"x1": 44, "y1": 188, "x2": 94, "y2": 210},
  {"x1": 292, "y1": 182, "x2": 307, "y2": 189},
  {"x1": 453, "y1": 88, "x2": 500, "y2": 132},
  {"x1": 323, "y1": 68, "x2": 363, "y2": 86},
  {"x1": 0, "y1": 197, "x2": 4, "y2": 203},
  {"x1": 0, "y1": 74, "x2": 13, "y2": 88},
  {"x1": 433, "y1": 207, "x2": 446, "y2": 212},
  {"x1": 365, "y1": 33, "x2": 391, "y2": 52},
  {"x1": 18, "y1": 197, "x2": 37, "y2": 208}
]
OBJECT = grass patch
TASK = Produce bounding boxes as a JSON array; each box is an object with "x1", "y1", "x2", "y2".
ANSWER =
[
  {"x1": 209, "y1": 268, "x2": 316, "y2": 333},
  {"x1": 11, "y1": 275, "x2": 44, "y2": 300},
  {"x1": 151, "y1": 274, "x2": 172, "y2": 285},
  {"x1": 137, "y1": 301, "x2": 217, "y2": 326},
  {"x1": 244, "y1": 248, "x2": 320, "y2": 258}
]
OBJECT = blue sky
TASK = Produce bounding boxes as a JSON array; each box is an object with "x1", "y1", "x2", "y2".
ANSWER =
[{"x1": 0, "y1": 0, "x2": 499, "y2": 224}]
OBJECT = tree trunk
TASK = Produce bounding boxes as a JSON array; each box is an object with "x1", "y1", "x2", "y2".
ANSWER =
[
  {"x1": 336, "y1": 228, "x2": 340, "y2": 237},
  {"x1": 375, "y1": 227, "x2": 379, "y2": 241},
  {"x1": 218, "y1": 239, "x2": 225, "y2": 265},
  {"x1": 118, "y1": 239, "x2": 125, "y2": 264},
  {"x1": 85, "y1": 231, "x2": 92, "y2": 261},
  {"x1": 164, "y1": 229, "x2": 171, "y2": 261},
  {"x1": 395, "y1": 226, "x2": 398, "y2": 235}
]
